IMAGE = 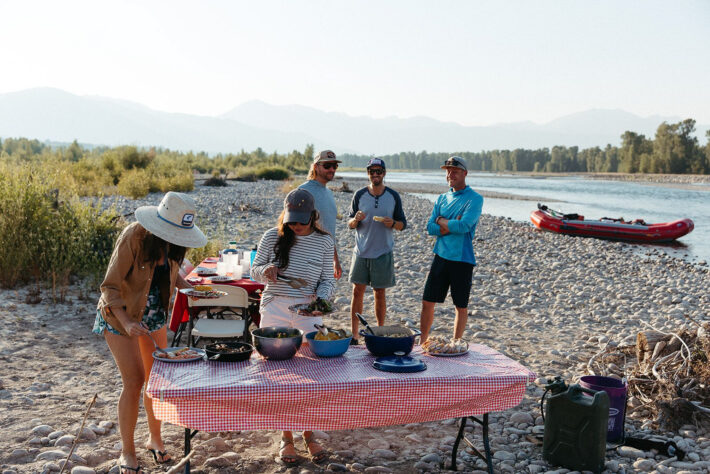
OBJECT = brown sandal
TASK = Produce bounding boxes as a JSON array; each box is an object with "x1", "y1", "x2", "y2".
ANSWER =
[
  {"x1": 279, "y1": 437, "x2": 300, "y2": 466},
  {"x1": 303, "y1": 433, "x2": 328, "y2": 464}
]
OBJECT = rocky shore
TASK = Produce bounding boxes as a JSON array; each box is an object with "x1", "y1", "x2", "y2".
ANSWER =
[{"x1": 1, "y1": 178, "x2": 709, "y2": 474}]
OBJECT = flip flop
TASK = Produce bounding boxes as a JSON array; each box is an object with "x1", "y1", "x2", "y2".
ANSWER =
[
  {"x1": 279, "y1": 437, "x2": 301, "y2": 466},
  {"x1": 303, "y1": 433, "x2": 328, "y2": 464},
  {"x1": 146, "y1": 448, "x2": 172, "y2": 464},
  {"x1": 119, "y1": 465, "x2": 143, "y2": 474}
]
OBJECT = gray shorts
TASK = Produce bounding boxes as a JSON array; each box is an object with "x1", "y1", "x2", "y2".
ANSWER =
[{"x1": 348, "y1": 251, "x2": 395, "y2": 289}]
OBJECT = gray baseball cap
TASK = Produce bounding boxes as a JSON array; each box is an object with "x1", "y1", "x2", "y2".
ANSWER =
[
  {"x1": 283, "y1": 188, "x2": 315, "y2": 224},
  {"x1": 313, "y1": 150, "x2": 341, "y2": 164},
  {"x1": 441, "y1": 156, "x2": 467, "y2": 171}
]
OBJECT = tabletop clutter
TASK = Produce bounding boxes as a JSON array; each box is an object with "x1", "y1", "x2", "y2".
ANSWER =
[{"x1": 213, "y1": 241, "x2": 255, "y2": 279}]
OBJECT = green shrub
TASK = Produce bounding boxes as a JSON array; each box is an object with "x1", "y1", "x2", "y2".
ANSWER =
[
  {"x1": 117, "y1": 168, "x2": 151, "y2": 198},
  {"x1": 186, "y1": 238, "x2": 225, "y2": 266},
  {"x1": 256, "y1": 166, "x2": 290, "y2": 180},
  {"x1": 203, "y1": 176, "x2": 227, "y2": 187},
  {"x1": 0, "y1": 162, "x2": 121, "y2": 294}
]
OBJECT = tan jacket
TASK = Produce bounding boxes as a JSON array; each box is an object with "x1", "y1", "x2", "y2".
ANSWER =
[{"x1": 97, "y1": 222, "x2": 180, "y2": 336}]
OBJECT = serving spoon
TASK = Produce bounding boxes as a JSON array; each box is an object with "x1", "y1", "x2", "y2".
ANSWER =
[
  {"x1": 355, "y1": 313, "x2": 376, "y2": 335},
  {"x1": 141, "y1": 322, "x2": 169, "y2": 356}
]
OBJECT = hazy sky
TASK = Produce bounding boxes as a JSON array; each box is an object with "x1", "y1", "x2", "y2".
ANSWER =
[{"x1": 2, "y1": 0, "x2": 709, "y2": 126}]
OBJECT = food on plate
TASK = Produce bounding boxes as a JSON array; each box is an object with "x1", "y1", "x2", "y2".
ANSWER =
[
  {"x1": 212, "y1": 343, "x2": 250, "y2": 353},
  {"x1": 372, "y1": 216, "x2": 386, "y2": 222},
  {"x1": 422, "y1": 336, "x2": 468, "y2": 354},
  {"x1": 193, "y1": 285, "x2": 213, "y2": 292},
  {"x1": 155, "y1": 347, "x2": 201, "y2": 360},
  {"x1": 304, "y1": 298, "x2": 334, "y2": 316}
]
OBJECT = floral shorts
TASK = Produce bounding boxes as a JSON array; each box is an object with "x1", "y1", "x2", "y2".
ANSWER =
[{"x1": 93, "y1": 286, "x2": 166, "y2": 335}]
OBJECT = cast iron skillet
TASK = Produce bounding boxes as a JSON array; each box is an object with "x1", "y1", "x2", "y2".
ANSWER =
[{"x1": 205, "y1": 342, "x2": 254, "y2": 362}]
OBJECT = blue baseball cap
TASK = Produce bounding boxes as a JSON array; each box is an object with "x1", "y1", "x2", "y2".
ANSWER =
[{"x1": 366, "y1": 158, "x2": 386, "y2": 169}]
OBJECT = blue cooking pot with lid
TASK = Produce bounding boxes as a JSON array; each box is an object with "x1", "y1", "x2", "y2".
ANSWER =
[{"x1": 360, "y1": 325, "x2": 420, "y2": 357}]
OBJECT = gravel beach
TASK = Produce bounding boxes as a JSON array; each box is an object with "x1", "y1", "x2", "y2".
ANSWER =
[{"x1": 1, "y1": 178, "x2": 709, "y2": 474}]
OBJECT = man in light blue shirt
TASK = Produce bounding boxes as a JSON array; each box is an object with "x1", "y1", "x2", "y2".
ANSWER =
[
  {"x1": 299, "y1": 150, "x2": 342, "y2": 279},
  {"x1": 420, "y1": 156, "x2": 483, "y2": 343}
]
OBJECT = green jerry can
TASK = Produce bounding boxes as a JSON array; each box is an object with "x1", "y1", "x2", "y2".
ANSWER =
[{"x1": 542, "y1": 377, "x2": 609, "y2": 473}]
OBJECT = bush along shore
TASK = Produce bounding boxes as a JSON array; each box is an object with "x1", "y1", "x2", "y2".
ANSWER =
[{"x1": 1, "y1": 179, "x2": 708, "y2": 473}]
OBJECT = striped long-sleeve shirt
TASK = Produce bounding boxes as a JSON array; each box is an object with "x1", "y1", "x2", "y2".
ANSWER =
[{"x1": 250, "y1": 227, "x2": 336, "y2": 307}]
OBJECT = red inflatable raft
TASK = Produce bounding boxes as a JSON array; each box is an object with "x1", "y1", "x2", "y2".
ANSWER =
[{"x1": 530, "y1": 204, "x2": 694, "y2": 243}]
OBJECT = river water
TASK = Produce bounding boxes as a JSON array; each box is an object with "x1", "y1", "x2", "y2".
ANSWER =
[{"x1": 338, "y1": 171, "x2": 710, "y2": 264}]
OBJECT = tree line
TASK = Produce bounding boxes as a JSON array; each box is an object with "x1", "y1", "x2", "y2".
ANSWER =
[{"x1": 340, "y1": 119, "x2": 710, "y2": 174}]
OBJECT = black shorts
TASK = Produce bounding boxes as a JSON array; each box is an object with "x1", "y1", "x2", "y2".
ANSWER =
[{"x1": 422, "y1": 255, "x2": 474, "y2": 308}]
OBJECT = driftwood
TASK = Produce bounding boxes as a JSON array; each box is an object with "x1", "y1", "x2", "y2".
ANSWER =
[
  {"x1": 636, "y1": 330, "x2": 671, "y2": 363},
  {"x1": 588, "y1": 325, "x2": 710, "y2": 433}
]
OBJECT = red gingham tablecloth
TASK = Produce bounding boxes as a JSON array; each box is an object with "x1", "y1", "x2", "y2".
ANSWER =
[
  {"x1": 169, "y1": 260, "x2": 264, "y2": 332},
  {"x1": 146, "y1": 344, "x2": 536, "y2": 432}
]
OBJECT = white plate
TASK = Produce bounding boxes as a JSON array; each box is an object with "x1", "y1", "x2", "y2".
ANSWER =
[
  {"x1": 209, "y1": 275, "x2": 234, "y2": 283},
  {"x1": 179, "y1": 288, "x2": 228, "y2": 299},
  {"x1": 153, "y1": 346, "x2": 205, "y2": 362},
  {"x1": 196, "y1": 269, "x2": 218, "y2": 276},
  {"x1": 424, "y1": 349, "x2": 469, "y2": 357},
  {"x1": 186, "y1": 276, "x2": 203, "y2": 284},
  {"x1": 288, "y1": 303, "x2": 336, "y2": 317}
]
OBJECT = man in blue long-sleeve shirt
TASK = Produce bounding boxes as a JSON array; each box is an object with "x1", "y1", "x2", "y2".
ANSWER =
[{"x1": 420, "y1": 156, "x2": 483, "y2": 343}]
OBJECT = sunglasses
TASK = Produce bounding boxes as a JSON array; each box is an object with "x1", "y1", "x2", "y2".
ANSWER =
[
  {"x1": 368, "y1": 168, "x2": 384, "y2": 175},
  {"x1": 320, "y1": 162, "x2": 338, "y2": 170}
]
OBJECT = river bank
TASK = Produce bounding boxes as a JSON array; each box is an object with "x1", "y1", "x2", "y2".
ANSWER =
[{"x1": 1, "y1": 179, "x2": 709, "y2": 473}]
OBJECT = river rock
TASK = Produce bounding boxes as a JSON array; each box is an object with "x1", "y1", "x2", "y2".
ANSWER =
[{"x1": 32, "y1": 425, "x2": 54, "y2": 437}]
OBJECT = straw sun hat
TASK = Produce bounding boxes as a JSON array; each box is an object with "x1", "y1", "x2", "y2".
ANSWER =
[{"x1": 134, "y1": 192, "x2": 207, "y2": 248}]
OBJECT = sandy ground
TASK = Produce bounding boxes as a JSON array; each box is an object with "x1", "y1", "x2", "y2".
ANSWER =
[{"x1": 1, "y1": 178, "x2": 709, "y2": 474}]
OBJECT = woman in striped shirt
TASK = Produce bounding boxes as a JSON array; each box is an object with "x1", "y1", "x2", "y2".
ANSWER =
[{"x1": 251, "y1": 188, "x2": 335, "y2": 465}]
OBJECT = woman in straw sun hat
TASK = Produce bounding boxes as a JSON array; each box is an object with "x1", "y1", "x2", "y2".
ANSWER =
[{"x1": 93, "y1": 192, "x2": 207, "y2": 474}]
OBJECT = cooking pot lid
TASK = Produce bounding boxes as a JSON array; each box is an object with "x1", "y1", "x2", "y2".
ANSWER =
[{"x1": 373, "y1": 352, "x2": 427, "y2": 373}]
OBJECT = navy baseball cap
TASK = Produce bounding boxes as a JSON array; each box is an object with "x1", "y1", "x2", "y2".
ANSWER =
[
  {"x1": 366, "y1": 158, "x2": 386, "y2": 169},
  {"x1": 283, "y1": 189, "x2": 315, "y2": 224},
  {"x1": 441, "y1": 156, "x2": 467, "y2": 171}
]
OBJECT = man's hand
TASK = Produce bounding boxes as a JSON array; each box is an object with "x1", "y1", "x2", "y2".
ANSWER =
[
  {"x1": 436, "y1": 216, "x2": 450, "y2": 235},
  {"x1": 349, "y1": 211, "x2": 366, "y2": 229},
  {"x1": 334, "y1": 253, "x2": 342, "y2": 279},
  {"x1": 381, "y1": 217, "x2": 395, "y2": 228}
]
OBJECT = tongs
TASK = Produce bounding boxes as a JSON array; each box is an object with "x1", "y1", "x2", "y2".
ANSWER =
[
  {"x1": 314, "y1": 323, "x2": 347, "y2": 339},
  {"x1": 277, "y1": 274, "x2": 308, "y2": 289}
]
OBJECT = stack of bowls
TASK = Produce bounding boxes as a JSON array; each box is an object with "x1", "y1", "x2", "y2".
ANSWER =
[{"x1": 251, "y1": 327, "x2": 303, "y2": 360}]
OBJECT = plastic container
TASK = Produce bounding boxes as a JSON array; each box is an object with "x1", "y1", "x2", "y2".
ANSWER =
[
  {"x1": 543, "y1": 383, "x2": 609, "y2": 474},
  {"x1": 579, "y1": 375, "x2": 628, "y2": 442},
  {"x1": 305, "y1": 331, "x2": 352, "y2": 357}
]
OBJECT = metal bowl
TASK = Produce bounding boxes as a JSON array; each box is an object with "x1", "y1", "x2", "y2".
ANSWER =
[
  {"x1": 360, "y1": 325, "x2": 421, "y2": 357},
  {"x1": 251, "y1": 326, "x2": 303, "y2": 360},
  {"x1": 305, "y1": 330, "x2": 352, "y2": 357}
]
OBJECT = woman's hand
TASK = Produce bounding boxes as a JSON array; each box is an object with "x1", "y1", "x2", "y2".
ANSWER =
[
  {"x1": 123, "y1": 320, "x2": 149, "y2": 337},
  {"x1": 264, "y1": 265, "x2": 279, "y2": 283}
]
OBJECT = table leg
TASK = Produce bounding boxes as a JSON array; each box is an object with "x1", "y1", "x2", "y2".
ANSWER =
[
  {"x1": 450, "y1": 414, "x2": 493, "y2": 473},
  {"x1": 184, "y1": 428, "x2": 199, "y2": 474},
  {"x1": 186, "y1": 308, "x2": 197, "y2": 347}
]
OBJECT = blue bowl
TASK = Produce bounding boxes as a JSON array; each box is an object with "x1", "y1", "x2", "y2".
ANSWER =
[{"x1": 305, "y1": 330, "x2": 352, "y2": 357}]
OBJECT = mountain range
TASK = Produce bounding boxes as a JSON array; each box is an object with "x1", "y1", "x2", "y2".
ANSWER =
[{"x1": 0, "y1": 88, "x2": 706, "y2": 155}]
